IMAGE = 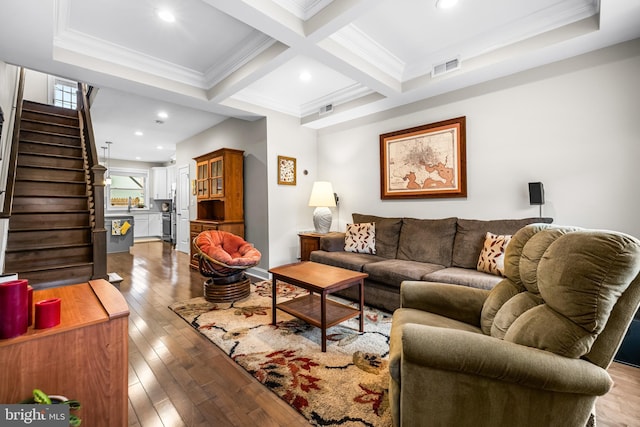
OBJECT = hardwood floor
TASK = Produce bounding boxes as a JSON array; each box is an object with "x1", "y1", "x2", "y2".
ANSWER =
[
  {"x1": 110, "y1": 242, "x2": 307, "y2": 427},
  {"x1": 110, "y1": 241, "x2": 640, "y2": 427}
]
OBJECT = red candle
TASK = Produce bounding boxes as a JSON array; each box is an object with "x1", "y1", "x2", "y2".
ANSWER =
[
  {"x1": 35, "y1": 298, "x2": 61, "y2": 329},
  {"x1": 0, "y1": 279, "x2": 29, "y2": 339}
]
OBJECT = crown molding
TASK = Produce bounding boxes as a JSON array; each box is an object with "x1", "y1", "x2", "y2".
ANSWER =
[
  {"x1": 271, "y1": 0, "x2": 334, "y2": 20},
  {"x1": 54, "y1": 0, "x2": 274, "y2": 91},
  {"x1": 330, "y1": 24, "x2": 405, "y2": 81}
]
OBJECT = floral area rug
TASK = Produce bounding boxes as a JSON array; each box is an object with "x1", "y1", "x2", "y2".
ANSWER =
[{"x1": 169, "y1": 280, "x2": 392, "y2": 426}]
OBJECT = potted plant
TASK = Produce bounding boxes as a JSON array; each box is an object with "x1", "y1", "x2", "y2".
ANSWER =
[{"x1": 21, "y1": 389, "x2": 82, "y2": 426}]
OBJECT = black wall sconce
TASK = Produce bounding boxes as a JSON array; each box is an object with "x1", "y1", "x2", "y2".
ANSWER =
[{"x1": 528, "y1": 182, "x2": 544, "y2": 217}]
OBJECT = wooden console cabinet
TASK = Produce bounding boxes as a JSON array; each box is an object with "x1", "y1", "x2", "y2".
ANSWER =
[
  {"x1": 0, "y1": 279, "x2": 129, "y2": 427},
  {"x1": 191, "y1": 148, "x2": 245, "y2": 269}
]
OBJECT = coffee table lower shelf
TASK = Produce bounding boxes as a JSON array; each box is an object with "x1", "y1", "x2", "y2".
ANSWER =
[{"x1": 276, "y1": 294, "x2": 360, "y2": 329}]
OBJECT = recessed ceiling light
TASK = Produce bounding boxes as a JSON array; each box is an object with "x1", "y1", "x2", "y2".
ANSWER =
[
  {"x1": 436, "y1": 0, "x2": 458, "y2": 9},
  {"x1": 135, "y1": 131, "x2": 143, "y2": 136},
  {"x1": 157, "y1": 9, "x2": 176, "y2": 23},
  {"x1": 299, "y1": 71, "x2": 311, "y2": 82},
  {"x1": 135, "y1": 156, "x2": 141, "y2": 160},
  {"x1": 157, "y1": 146, "x2": 163, "y2": 150},
  {"x1": 157, "y1": 111, "x2": 168, "y2": 119}
]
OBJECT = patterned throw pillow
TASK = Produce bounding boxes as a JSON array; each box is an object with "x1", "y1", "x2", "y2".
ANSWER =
[
  {"x1": 477, "y1": 232, "x2": 512, "y2": 276},
  {"x1": 344, "y1": 223, "x2": 376, "y2": 254}
]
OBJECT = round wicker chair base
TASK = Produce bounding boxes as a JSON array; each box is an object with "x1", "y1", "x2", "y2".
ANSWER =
[
  {"x1": 203, "y1": 276, "x2": 251, "y2": 303},
  {"x1": 208, "y1": 271, "x2": 246, "y2": 285}
]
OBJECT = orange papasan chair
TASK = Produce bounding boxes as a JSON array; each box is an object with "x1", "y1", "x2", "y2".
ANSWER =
[{"x1": 193, "y1": 230, "x2": 261, "y2": 302}]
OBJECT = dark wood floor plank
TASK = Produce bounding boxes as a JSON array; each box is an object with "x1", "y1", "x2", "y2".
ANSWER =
[{"x1": 110, "y1": 241, "x2": 639, "y2": 426}]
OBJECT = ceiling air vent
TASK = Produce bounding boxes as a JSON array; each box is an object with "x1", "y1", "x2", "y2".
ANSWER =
[
  {"x1": 319, "y1": 104, "x2": 333, "y2": 115},
  {"x1": 432, "y1": 57, "x2": 461, "y2": 77}
]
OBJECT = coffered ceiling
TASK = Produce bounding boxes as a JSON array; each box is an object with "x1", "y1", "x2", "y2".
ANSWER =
[{"x1": 1, "y1": 0, "x2": 639, "y2": 162}]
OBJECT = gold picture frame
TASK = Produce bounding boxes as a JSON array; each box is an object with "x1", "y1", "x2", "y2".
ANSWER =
[
  {"x1": 277, "y1": 155, "x2": 296, "y2": 185},
  {"x1": 380, "y1": 116, "x2": 467, "y2": 199}
]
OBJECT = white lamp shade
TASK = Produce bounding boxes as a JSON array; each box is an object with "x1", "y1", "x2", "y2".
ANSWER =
[{"x1": 308, "y1": 181, "x2": 336, "y2": 207}]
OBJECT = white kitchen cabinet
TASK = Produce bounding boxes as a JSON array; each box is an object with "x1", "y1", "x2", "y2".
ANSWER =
[
  {"x1": 133, "y1": 214, "x2": 149, "y2": 238},
  {"x1": 149, "y1": 213, "x2": 162, "y2": 237},
  {"x1": 167, "y1": 165, "x2": 176, "y2": 195},
  {"x1": 151, "y1": 167, "x2": 168, "y2": 199},
  {"x1": 152, "y1": 166, "x2": 177, "y2": 200}
]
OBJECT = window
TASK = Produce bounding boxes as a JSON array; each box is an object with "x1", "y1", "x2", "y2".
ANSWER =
[
  {"x1": 53, "y1": 78, "x2": 77, "y2": 110},
  {"x1": 107, "y1": 168, "x2": 149, "y2": 210}
]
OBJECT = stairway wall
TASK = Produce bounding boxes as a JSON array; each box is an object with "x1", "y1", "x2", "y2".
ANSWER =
[{"x1": 0, "y1": 62, "x2": 21, "y2": 272}]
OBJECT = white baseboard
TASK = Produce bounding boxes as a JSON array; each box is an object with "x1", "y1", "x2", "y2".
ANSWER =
[{"x1": 247, "y1": 266, "x2": 269, "y2": 281}]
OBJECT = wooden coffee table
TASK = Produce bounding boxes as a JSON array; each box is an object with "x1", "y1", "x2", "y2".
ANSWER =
[{"x1": 269, "y1": 261, "x2": 368, "y2": 352}]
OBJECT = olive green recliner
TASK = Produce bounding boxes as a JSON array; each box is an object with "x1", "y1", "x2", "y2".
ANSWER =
[{"x1": 389, "y1": 224, "x2": 640, "y2": 427}]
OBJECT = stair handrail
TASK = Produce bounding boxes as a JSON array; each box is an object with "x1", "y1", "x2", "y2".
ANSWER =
[
  {"x1": 77, "y1": 82, "x2": 107, "y2": 281},
  {"x1": 0, "y1": 67, "x2": 25, "y2": 218}
]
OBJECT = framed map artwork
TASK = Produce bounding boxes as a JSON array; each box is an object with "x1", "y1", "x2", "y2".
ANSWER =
[
  {"x1": 380, "y1": 116, "x2": 466, "y2": 199},
  {"x1": 277, "y1": 155, "x2": 297, "y2": 185}
]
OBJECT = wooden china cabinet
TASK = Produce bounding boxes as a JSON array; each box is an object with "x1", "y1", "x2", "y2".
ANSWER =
[{"x1": 190, "y1": 148, "x2": 245, "y2": 269}]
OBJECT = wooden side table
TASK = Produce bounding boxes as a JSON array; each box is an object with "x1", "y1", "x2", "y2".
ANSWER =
[
  {"x1": 299, "y1": 232, "x2": 322, "y2": 261},
  {"x1": 299, "y1": 231, "x2": 343, "y2": 261}
]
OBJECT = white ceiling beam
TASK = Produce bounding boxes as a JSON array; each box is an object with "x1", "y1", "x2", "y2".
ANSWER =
[
  {"x1": 206, "y1": 41, "x2": 292, "y2": 102},
  {"x1": 203, "y1": 0, "x2": 400, "y2": 109},
  {"x1": 303, "y1": 0, "x2": 384, "y2": 42}
]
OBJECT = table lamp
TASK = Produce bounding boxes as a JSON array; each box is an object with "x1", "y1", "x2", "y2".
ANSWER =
[{"x1": 308, "y1": 181, "x2": 336, "y2": 233}]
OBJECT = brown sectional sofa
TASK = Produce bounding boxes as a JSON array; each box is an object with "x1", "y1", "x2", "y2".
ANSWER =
[{"x1": 310, "y1": 213, "x2": 553, "y2": 312}]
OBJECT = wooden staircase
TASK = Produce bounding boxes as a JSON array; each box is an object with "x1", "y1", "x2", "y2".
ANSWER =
[{"x1": 4, "y1": 100, "x2": 96, "y2": 288}]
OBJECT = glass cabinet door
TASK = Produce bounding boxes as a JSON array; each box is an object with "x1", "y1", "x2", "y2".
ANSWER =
[
  {"x1": 196, "y1": 160, "x2": 209, "y2": 199},
  {"x1": 209, "y1": 157, "x2": 223, "y2": 197}
]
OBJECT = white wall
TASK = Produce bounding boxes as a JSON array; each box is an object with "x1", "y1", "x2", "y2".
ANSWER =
[
  {"x1": 264, "y1": 111, "x2": 317, "y2": 268},
  {"x1": 316, "y1": 39, "x2": 640, "y2": 238},
  {"x1": 0, "y1": 61, "x2": 19, "y2": 273},
  {"x1": 22, "y1": 69, "x2": 49, "y2": 104}
]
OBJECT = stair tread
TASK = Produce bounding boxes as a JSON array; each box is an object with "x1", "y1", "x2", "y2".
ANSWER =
[
  {"x1": 9, "y1": 224, "x2": 91, "y2": 231},
  {"x1": 22, "y1": 102, "x2": 79, "y2": 118},
  {"x1": 11, "y1": 262, "x2": 94, "y2": 274},
  {"x1": 16, "y1": 177, "x2": 86, "y2": 184},
  {"x1": 19, "y1": 138, "x2": 82, "y2": 148},
  {"x1": 5, "y1": 242, "x2": 92, "y2": 252},
  {"x1": 11, "y1": 209, "x2": 91, "y2": 216},
  {"x1": 21, "y1": 117, "x2": 79, "y2": 128},
  {"x1": 17, "y1": 164, "x2": 85, "y2": 172},
  {"x1": 19, "y1": 129, "x2": 80, "y2": 139},
  {"x1": 14, "y1": 195, "x2": 88, "y2": 199},
  {"x1": 18, "y1": 151, "x2": 83, "y2": 160}
]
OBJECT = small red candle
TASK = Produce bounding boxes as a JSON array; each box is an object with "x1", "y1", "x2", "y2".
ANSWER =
[{"x1": 35, "y1": 298, "x2": 61, "y2": 329}]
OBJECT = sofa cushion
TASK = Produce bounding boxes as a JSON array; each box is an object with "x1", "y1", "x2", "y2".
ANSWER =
[
  {"x1": 452, "y1": 217, "x2": 553, "y2": 269},
  {"x1": 423, "y1": 267, "x2": 503, "y2": 291},
  {"x1": 363, "y1": 259, "x2": 444, "y2": 290},
  {"x1": 309, "y1": 250, "x2": 384, "y2": 272},
  {"x1": 319, "y1": 232, "x2": 347, "y2": 252},
  {"x1": 397, "y1": 217, "x2": 457, "y2": 266},
  {"x1": 477, "y1": 232, "x2": 512, "y2": 276},
  {"x1": 352, "y1": 213, "x2": 402, "y2": 259},
  {"x1": 344, "y1": 222, "x2": 376, "y2": 254}
]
